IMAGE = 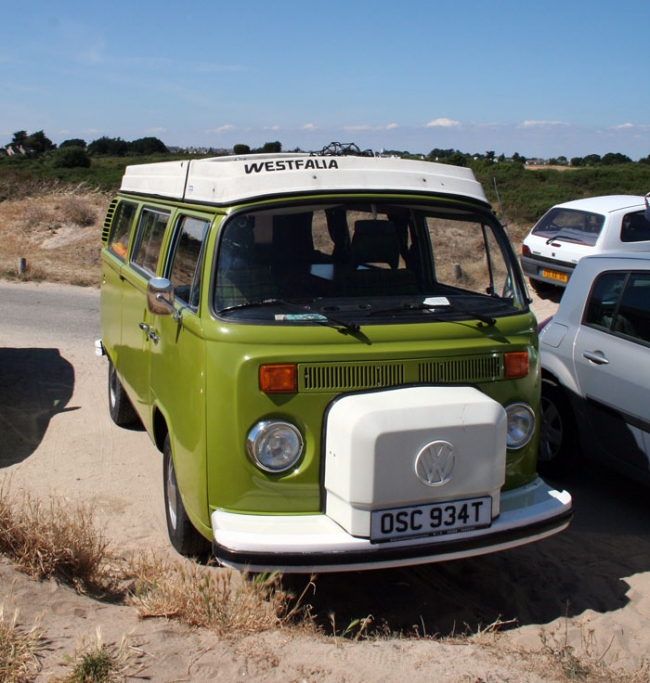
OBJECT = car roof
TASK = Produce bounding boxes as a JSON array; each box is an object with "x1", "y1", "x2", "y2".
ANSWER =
[
  {"x1": 549, "y1": 195, "x2": 646, "y2": 214},
  {"x1": 118, "y1": 153, "x2": 490, "y2": 207},
  {"x1": 579, "y1": 252, "x2": 650, "y2": 267}
]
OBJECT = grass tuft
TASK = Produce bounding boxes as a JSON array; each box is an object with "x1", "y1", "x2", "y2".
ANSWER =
[
  {"x1": 0, "y1": 599, "x2": 44, "y2": 683},
  {"x1": 125, "y1": 553, "x2": 305, "y2": 637},
  {"x1": 0, "y1": 487, "x2": 116, "y2": 594},
  {"x1": 52, "y1": 627, "x2": 143, "y2": 683}
]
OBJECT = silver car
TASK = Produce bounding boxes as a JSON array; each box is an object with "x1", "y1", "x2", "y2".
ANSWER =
[{"x1": 538, "y1": 252, "x2": 650, "y2": 483}]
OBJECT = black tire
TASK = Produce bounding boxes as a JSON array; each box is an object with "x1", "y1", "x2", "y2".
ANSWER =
[
  {"x1": 163, "y1": 435, "x2": 211, "y2": 557},
  {"x1": 538, "y1": 380, "x2": 581, "y2": 477},
  {"x1": 108, "y1": 360, "x2": 139, "y2": 427},
  {"x1": 529, "y1": 277, "x2": 555, "y2": 295}
]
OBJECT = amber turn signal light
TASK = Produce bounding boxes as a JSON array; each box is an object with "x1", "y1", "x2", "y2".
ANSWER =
[
  {"x1": 504, "y1": 351, "x2": 529, "y2": 379},
  {"x1": 259, "y1": 364, "x2": 297, "y2": 393}
]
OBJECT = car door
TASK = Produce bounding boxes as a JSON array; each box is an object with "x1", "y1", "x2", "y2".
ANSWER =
[
  {"x1": 573, "y1": 269, "x2": 650, "y2": 472},
  {"x1": 149, "y1": 213, "x2": 211, "y2": 522},
  {"x1": 120, "y1": 206, "x2": 171, "y2": 427}
]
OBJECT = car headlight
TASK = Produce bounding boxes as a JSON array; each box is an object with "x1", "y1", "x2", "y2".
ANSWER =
[
  {"x1": 246, "y1": 420, "x2": 304, "y2": 472},
  {"x1": 505, "y1": 403, "x2": 535, "y2": 449}
]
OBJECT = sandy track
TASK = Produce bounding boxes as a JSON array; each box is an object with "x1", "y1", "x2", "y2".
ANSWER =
[{"x1": 2, "y1": 281, "x2": 650, "y2": 681}]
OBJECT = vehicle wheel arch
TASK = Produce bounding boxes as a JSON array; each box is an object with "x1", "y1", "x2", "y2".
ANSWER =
[
  {"x1": 540, "y1": 361, "x2": 581, "y2": 398},
  {"x1": 152, "y1": 405, "x2": 169, "y2": 453}
]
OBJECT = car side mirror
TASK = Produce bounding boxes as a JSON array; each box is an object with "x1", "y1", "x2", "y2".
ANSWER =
[{"x1": 147, "y1": 277, "x2": 177, "y2": 318}]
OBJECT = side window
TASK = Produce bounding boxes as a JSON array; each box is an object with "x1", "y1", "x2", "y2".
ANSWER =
[
  {"x1": 168, "y1": 216, "x2": 210, "y2": 308},
  {"x1": 131, "y1": 209, "x2": 170, "y2": 276},
  {"x1": 621, "y1": 211, "x2": 650, "y2": 243},
  {"x1": 617, "y1": 273, "x2": 650, "y2": 343},
  {"x1": 584, "y1": 271, "x2": 627, "y2": 331},
  {"x1": 425, "y1": 216, "x2": 511, "y2": 296},
  {"x1": 585, "y1": 270, "x2": 650, "y2": 343},
  {"x1": 107, "y1": 201, "x2": 137, "y2": 260}
]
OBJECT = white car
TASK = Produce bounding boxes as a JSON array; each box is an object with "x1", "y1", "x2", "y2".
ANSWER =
[
  {"x1": 538, "y1": 252, "x2": 650, "y2": 484},
  {"x1": 521, "y1": 194, "x2": 650, "y2": 292}
]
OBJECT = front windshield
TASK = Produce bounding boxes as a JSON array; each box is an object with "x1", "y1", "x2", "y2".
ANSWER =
[
  {"x1": 213, "y1": 200, "x2": 526, "y2": 324},
  {"x1": 531, "y1": 207, "x2": 604, "y2": 247}
]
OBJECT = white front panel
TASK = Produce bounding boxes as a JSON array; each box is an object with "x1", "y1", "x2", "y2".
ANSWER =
[{"x1": 324, "y1": 386, "x2": 507, "y2": 537}]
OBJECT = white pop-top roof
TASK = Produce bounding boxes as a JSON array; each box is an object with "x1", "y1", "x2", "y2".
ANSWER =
[{"x1": 119, "y1": 153, "x2": 489, "y2": 206}]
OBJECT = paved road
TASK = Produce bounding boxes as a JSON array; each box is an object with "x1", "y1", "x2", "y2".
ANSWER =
[{"x1": 0, "y1": 280, "x2": 100, "y2": 344}]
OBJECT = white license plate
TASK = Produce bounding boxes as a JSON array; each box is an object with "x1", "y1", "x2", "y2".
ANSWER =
[{"x1": 370, "y1": 496, "x2": 492, "y2": 542}]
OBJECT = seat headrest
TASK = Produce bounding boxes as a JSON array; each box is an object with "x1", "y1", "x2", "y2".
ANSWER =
[{"x1": 351, "y1": 220, "x2": 400, "y2": 269}]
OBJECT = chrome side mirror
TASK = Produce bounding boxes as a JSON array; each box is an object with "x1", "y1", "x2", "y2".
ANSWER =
[{"x1": 147, "y1": 277, "x2": 177, "y2": 318}]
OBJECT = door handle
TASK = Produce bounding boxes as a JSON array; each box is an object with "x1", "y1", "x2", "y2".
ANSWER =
[
  {"x1": 139, "y1": 322, "x2": 159, "y2": 343},
  {"x1": 582, "y1": 350, "x2": 609, "y2": 365}
]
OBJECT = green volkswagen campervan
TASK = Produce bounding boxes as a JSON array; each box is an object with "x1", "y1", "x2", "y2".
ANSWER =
[{"x1": 99, "y1": 148, "x2": 572, "y2": 572}]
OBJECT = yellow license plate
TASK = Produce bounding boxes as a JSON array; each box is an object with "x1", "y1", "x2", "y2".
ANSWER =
[{"x1": 541, "y1": 268, "x2": 569, "y2": 283}]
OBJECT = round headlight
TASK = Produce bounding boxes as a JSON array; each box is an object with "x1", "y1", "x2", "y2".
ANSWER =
[
  {"x1": 246, "y1": 420, "x2": 304, "y2": 473},
  {"x1": 505, "y1": 403, "x2": 535, "y2": 449}
]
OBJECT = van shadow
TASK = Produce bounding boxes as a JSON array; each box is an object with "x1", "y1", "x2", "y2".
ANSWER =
[
  {"x1": 0, "y1": 348, "x2": 75, "y2": 468},
  {"x1": 283, "y1": 464, "x2": 650, "y2": 637}
]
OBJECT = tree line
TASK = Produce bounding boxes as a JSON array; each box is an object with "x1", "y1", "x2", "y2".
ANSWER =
[
  {"x1": 3, "y1": 130, "x2": 169, "y2": 169},
  {"x1": 5, "y1": 130, "x2": 650, "y2": 168},
  {"x1": 426, "y1": 148, "x2": 650, "y2": 167}
]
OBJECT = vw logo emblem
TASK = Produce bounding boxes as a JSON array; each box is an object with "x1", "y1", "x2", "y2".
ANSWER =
[{"x1": 415, "y1": 440, "x2": 456, "y2": 486}]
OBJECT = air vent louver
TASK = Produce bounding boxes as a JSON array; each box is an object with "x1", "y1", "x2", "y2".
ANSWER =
[
  {"x1": 299, "y1": 354, "x2": 502, "y2": 392},
  {"x1": 101, "y1": 199, "x2": 119, "y2": 245}
]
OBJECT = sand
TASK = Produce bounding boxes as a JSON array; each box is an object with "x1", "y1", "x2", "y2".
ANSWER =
[{"x1": 2, "y1": 281, "x2": 650, "y2": 682}]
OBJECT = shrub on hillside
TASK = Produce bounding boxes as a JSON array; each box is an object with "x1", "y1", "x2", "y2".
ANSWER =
[{"x1": 50, "y1": 147, "x2": 91, "y2": 169}]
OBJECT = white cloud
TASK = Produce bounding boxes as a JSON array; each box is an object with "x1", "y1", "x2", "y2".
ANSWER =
[
  {"x1": 302, "y1": 123, "x2": 317, "y2": 130},
  {"x1": 208, "y1": 124, "x2": 235, "y2": 134},
  {"x1": 519, "y1": 120, "x2": 569, "y2": 128},
  {"x1": 610, "y1": 122, "x2": 650, "y2": 131},
  {"x1": 343, "y1": 124, "x2": 400, "y2": 132},
  {"x1": 425, "y1": 118, "x2": 460, "y2": 128}
]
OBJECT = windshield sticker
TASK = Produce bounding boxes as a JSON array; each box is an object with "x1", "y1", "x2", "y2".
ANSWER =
[
  {"x1": 245, "y1": 159, "x2": 339, "y2": 174},
  {"x1": 423, "y1": 297, "x2": 451, "y2": 307},
  {"x1": 275, "y1": 313, "x2": 329, "y2": 322}
]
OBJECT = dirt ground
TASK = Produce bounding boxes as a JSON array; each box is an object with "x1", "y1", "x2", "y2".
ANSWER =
[
  {"x1": 1, "y1": 193, "x2": 650, "y2": 681},
  {"x1": 3, "y1": 281, "x2": 650, "y2": 682}
]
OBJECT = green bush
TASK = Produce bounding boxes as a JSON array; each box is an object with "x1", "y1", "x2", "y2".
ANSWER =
[{"x1": 50, "y1": 147, "x2": 91, "y2": 169}]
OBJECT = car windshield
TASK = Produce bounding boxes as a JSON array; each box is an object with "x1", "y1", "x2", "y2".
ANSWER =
[
  {"x1": 212, "y1": 200, "x2": 526, "y2": 324},
  {"x1": 531, "y1": 208, "x2": 604, "y2": 247}
]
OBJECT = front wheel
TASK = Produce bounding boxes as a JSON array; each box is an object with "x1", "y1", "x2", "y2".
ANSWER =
[
  {"x1": 538, "y1": 380, "x2": 581, "y2": 477},
  {"x1": 163, "y1": 435, "x2": 211, "y2": 558}
]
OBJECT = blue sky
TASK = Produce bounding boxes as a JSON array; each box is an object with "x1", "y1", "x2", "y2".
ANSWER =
[{"x1": 3, "y1": 1, "x2": 650, "y2": 159}]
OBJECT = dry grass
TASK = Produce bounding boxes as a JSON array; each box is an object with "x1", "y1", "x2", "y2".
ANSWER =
[
  {"x1": 464, "y1": 618, "x2": 650, "y2": 683},
  {"x1": 0, "y1": 486, "x2": 117, "y2": 595},
  {"x1": 0, "y1": 486, "x2": 313, "y2": 636},
  {"x1": 125, "y1": 552, "x2": 312, "y2": 638},
  {"x1": 2, "y1": 490, "x2": 650, "y2": 681},
  {"x1": 0, "y1": 189, "x2": 108, "y2": 286},
  {"x1": 0, "y1": 598, "x2": 44, "y2": 683}
]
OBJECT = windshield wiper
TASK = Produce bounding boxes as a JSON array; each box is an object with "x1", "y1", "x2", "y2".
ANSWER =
[
  {"x1": 217, "y1": 298, "x2": 360, "y2": 334},
  {"x1": 545, "y1": 232, "x2": 587, "y2": 245},
  {"x1": 366, "y1": 301, "x2": 496, "y2": 326}
]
